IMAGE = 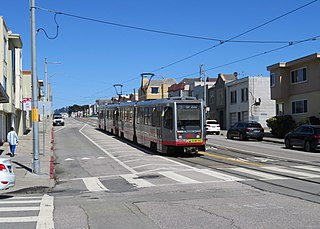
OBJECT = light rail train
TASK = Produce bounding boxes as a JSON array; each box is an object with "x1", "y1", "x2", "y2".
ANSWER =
[{"x1": 98, "y1": 97, "x2": 206, "y2": 154}]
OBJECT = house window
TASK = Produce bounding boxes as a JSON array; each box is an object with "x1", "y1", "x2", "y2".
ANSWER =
[
  {"x1": 291, "y1": 67, "x2": 307, "y2": 84},
  {"x1": 3, "y1": 37, "x2": 7, "y2": 62},
  {"x1": 270, "y1": 73, "x2": 275, "y2": 87},
  {"x1": 276, "y1": 103, "x2": 284, "y2": 115},
  {"x1": 3, "y1": 75, "x2": 7, "y2": 92},
  {"x1": 231, "y1": 90, "x2": 237, "y2": 104},
  {"x1": 292, "y1": 100, "x2": 307, "y2": 114},
  {"x1": 150, "y1": 87, "x2": 159, "y2": 94},
  {"x1": 241, "y1": 88, "x2": 248, "y2": 102}
]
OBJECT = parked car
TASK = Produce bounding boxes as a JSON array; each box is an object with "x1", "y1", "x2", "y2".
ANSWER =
[
  {"x1": 227, "y1": 121, "x2": 264, "y2": 141},
  {"x1": 284, "y1": 125, "x2": 320, "y2": 152},
  {"x1": 53, "y1": 113, "x2": 65, "y2": 126},
  {"x1": 205, "y1": 120, "x2": 220, "y2": 135},
  {"x1": 0, "y1": 158, "x2": 15, "y2": 190}
]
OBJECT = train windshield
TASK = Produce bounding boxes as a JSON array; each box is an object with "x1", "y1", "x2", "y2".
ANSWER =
[{"x1": 177, "y1": 104, "x2": 201, "y2": 131}]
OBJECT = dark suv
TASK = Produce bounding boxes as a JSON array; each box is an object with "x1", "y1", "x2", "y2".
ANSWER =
[
  {"x1": 284, "y1": 125, "x2": 320, "y2": 152},
  {"x1": 227, "y1": 121, "x2": 264, "y2": 141}
]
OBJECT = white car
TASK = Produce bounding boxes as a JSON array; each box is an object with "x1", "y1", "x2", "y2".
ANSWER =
[
  {"x1": 206, "y1": 120, "x2": 220, "y2": 135},
  {"x1": 53, "y1": 114, "x2": 65, "y2": 126},
  {"x1": 0, "y1": 158, "x2": 15, "y2": 190}
]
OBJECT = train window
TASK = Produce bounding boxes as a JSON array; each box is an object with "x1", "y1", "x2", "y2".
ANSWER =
[
  {"x1": 151, "y1": 107, "x2": 157, "y2": 127},
  {"x1": 177, "y1": 104, "x2": 201, "y2": 131},
  {"x1": 137, "y1": 108, "x2": 143, "y2": 124},
  {"x1": 128, "y1": 108, "x2": 133, "y2": 123},
  {"x1": 163, "y1": 106, "x2": 173, "y2": 130},
  {"x1": 144, "y1": 107, "x2": 151, "y2": 126}
]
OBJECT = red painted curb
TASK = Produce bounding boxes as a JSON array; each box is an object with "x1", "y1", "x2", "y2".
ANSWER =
[{"x1": 50, "y1": 156, "x2": 54, "y2": 180}]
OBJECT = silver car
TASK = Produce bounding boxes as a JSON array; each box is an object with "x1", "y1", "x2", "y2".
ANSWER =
[{"x1": 0, "y1": 158, "x2": 15, "y2": 190}]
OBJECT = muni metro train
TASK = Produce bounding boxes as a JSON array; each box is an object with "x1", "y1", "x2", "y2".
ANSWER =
[{"x1": 98, "y1": 97, "x2": 206, "y2": 154}]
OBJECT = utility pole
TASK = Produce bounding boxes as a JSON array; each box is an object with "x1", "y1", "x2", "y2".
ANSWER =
[
  {"x1": 200, "y1": 65, "x2": 207, "y2": 119},
  {"x1": 30, "y1": 0, "x2": 40, "y2": 174}
]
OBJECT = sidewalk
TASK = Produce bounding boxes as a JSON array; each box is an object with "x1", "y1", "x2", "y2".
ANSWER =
[{"x1": 0, "y1": 120, "x2": 55, "y2": 194}]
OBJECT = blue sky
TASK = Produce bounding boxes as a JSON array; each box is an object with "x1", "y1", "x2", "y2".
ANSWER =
[{"x1": 1, "y1": 0, "x2": 319, "y2": 109}]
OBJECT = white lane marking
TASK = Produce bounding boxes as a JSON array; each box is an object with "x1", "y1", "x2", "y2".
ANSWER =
[
  {"x1": 65, "y1": 158, "x2": 74, "y2": 161},
  {"x1": 83, "y1": 177, "x2": 109, "y2": 192},
  {"x1": 0, "y1": 200, "x2": 41, "y2": 204},
  {"x1": 159, "y1": 171, "x2": 200, "y2": 184},
  {"x1": 81, "y1": 157, "x2": 90, "y2": 160},
  {"x1": 121, "y1": 174, "x2": 154, "y2": 188},
  {"x1": 264, "y1": 167, "x2": 320, "y2": 178},
  {"x1": 97, "y1": 157, "x2": 105, "y2": 159},
  {"x1": 228, "y1": 167, "x2": 287, "y2": 180},
  {"x1": 36, "y1": 194, "x2": 54, "y2": 229},
  {"x1": 54, "y1": 126, "x2": 66, "y2": 133},
  {"x1": 0, "y1": 216, "x2": 38, "y2": 223},
  {"x1": 132, "y1": 163, "x2": 183, "y2": 169},
  {"x1": 196, "y1": 169, "x2": 244, "y2": 181},
  {"x1": 0, "y1": 206, "x2": 40, "y2": 212},
  {"x1": 292, "y1": 165, "x2": 320, "y2": 173},
  {"x1": 79, "y1": 124, "x2": 136, "y2": 173}
]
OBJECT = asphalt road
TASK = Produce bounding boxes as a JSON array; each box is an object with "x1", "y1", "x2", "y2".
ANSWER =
[{"x1": 48, "y1": 118, "x2": 320, "y2": 229}]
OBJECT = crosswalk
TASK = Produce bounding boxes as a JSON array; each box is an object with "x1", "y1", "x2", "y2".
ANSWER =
[
  {"x1": 0, "y1": 195, "x2": 54, "y2": 227},
  {"x1": 71, "y1": 165, "x2": 320, "y2": 192}
]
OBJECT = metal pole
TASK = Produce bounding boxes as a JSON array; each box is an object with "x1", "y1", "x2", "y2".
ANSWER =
[
  {"x1": 43, "y1": 105, "x2": 45, "y2": 156},
  {"x1": 30, "y1": 0, "x2": 40, "y2": 174},
  {"x1": 44, "y1": 58, "x2": 47, "y2": 101}
]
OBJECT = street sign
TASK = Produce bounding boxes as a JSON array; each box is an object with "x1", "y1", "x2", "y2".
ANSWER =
[{"x1": 23, "y1": 98, "x2": 32, "y2": 111}]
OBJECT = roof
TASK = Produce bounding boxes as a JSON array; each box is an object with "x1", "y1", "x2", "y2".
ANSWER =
[
  {"x1": 149, "y1": 78, "x2": 176, "y2": 86},
  {"x1": 180, "y1": 78, "x2": 202, "y2": 84},
  {"x1": 218, "y1": 73, "x2": 237, "y2": 82},
  {"x1": 267, "y1": 53, "x2": 320, "y2": 70}
]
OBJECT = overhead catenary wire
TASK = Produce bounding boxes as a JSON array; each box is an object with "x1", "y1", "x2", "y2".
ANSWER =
[
  {"x1": 99, "y1": 34, "x2": 320, "y2": 99},
  {"x1": 36, "y1": 6, "x2": 302, "y2": 45},
  {"x1": 151, "y1": 0, "x2": 319, "y2": 72}
]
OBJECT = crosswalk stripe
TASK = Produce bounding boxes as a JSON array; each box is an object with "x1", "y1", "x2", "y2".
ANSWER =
[
  {"x1": 121, "y1": 174, "x2": 155, "y2": 188},
  {"x1": 0, "y1": 200, "x2": 41, "y2": 204},
  {"x1": 292, "y1": 165, "x2": 320, "y2": 173},
  {"x1": 0, "y1": 216, "x2": 38, "y2": 223},
  {"x1": 228, "y1": 168, "x2": 287, "y2": 180},
  {"x1": 196, "y1": 169, "x2": 245, "y2": 181},
  {"x1": 83, "y1": 177, "x2": 109, "y2": 192},
  {"x1": 264, "y1": 167, "x2": 320, "y2": 178},
  {"x1": 0, "y1": 207, "x2": 40, "y2": 212},
  {"x1": 159, "y1": 171, "x2": 200, "y2": 184},
  {"x1": 36, "y1": 194, "x2": 54, "y2": 229}
]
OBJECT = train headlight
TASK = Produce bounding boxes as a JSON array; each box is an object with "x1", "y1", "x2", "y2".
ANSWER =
[
  {"x1": 177, "y1": 133, "x2": 183, "y2": 139},
  {"x1": 196, "y1": 132, "x2": 201, "y2": 138}
]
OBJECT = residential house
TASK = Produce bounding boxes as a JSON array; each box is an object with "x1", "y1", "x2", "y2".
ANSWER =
[
  {"x1": 208, "y1": 73, "x2": 237, "y2": 129},
  {"x1": 168, "y1": 77, "x2": 202, "y2": 97},
  {"x1": 267, "y1": 53, "x2": 320, "y2": 123},
  {"x1": 22, "y1": 70, "x2": 32, "y2": 133},
  {"x1": 139, "y1": 77, "x2": 176, "y2": 101},
  {"x1": 225, "y1": 76, "x2": 275, "y2": 129},
  {"x1": 192, "y1": 78, "x2": 217, "y2": 107}
]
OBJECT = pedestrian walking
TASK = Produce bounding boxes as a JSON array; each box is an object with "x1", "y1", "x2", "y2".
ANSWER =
[{"x1": 7, "y1": 127, "x2": 19, "y2": 157}]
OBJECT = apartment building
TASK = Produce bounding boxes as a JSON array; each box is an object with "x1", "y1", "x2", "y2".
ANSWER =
[
  {"x1": 208, "y1": 73, "x2": 237, "y2": 129},
  {"x1": 139, "y1": 77, "x2": 176, "y2": 101},
  {"x1": 0, "y1": 16, "x2": 26, "y2": 142},
  {"x1": 267, "y1": 53, "x2": 320, "y2": 123},
  {"x1": 225, "y1": 76, "x2": 275, "y2": 129}
]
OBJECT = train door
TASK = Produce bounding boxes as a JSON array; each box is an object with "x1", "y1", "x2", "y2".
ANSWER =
[
  {"x1": 161, "y1": 105, "x2": 174, "y2": 153},
  {"x1": 154, "y1": 106, "x2": 162, "y2": 152},
  {"x1": 113, "y1": 108, "x2": 119, "y2": 136}
]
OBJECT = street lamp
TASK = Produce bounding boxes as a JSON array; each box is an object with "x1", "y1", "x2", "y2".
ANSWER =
[{"x1": 44, "y1": 58, "x2": 61, "y2": 101}]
